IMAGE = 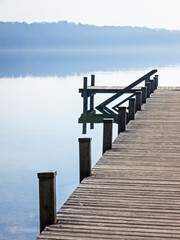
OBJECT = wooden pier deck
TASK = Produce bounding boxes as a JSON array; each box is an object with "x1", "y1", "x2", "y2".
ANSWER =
[{"x1": 37, "y1": 87, "x2": 180, "y2": 239}]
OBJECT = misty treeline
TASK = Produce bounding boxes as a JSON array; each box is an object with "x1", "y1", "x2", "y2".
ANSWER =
[{"x1": 0, "y1": 21, "x2": 180, "y2": 50}]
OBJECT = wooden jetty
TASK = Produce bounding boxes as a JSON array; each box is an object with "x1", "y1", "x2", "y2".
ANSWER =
[
  {"x1": 78, "y1": 70, "x2": 157, "y2": 115},
  {"x1": 37, "y1": 71, "x2": 180, "y2": 239}
]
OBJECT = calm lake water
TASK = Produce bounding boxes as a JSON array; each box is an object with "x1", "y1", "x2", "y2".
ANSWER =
[{"x1": 0, "y1": 50, "x2": 180, "y2": 240}]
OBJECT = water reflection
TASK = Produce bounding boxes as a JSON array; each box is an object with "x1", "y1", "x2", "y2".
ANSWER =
[
  {"x1": 0, "y1": 51, "x2": 180, "y2": 240},
  {"x1": 1, "y1": 49, "x2": 180, "y2": 77},
  {"x1": 79, "y1": 112, "x2": 118, "y2": 134}
]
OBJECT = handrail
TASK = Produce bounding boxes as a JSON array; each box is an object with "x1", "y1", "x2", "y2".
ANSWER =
[
  {"x1": 113, "y1": 93, "x2": 136, "y2": 112},
  {"x1": 96, "y1": 69, "x2": 157, "y2": 114},
  {"x1": 78, "y1": 69, "x2": 158, "y2": 134}
]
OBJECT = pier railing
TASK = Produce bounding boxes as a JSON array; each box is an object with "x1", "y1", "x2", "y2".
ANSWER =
[
  {"x1": 79, "y1": 69, "x2": 158, "y2": 133},
  {"x1": 96, "y1": 69, "x2": 157, "y2": 114}
]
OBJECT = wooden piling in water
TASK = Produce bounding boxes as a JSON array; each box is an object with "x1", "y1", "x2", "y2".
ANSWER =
[
  {"x1": 37, "y1": 171, "x2": 57, "y2": 233},
  {"x1": 78, "y1": 138, "x2": 91, "y2": 182},
  {"x1": 103, "y1": 118, "x2": 113, "y2": 154}
]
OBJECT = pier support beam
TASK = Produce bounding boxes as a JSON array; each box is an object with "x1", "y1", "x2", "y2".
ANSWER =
[
  {"x1": 37, "y1": 171, "x2": 57, "y2": 233},
  {"x1": 118, "y1": 107, "x2": 126, "y2": 134},
  {"x1": 103, "y1": 118, "x2": 113, "y2": 154},
  {"x1": 78, "y1": 138, "x2": 92, "y2": 182}
]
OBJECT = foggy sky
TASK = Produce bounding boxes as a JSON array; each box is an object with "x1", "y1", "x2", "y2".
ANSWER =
[{"x1": 0, "y1": 0, "x2": 180, "y2": 30}]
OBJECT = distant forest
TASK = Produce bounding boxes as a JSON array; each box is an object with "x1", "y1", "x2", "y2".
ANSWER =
[{"x1": 1, "y1": 21, "x2": 180, "y2": 50}]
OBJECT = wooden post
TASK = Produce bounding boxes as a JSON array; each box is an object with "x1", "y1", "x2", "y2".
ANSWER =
[
  {"x1": 150, "y1": 79, "x2": 154, "y2": 93},
  {"x1": 153, "y1": 79, "x2": 155, "y2": 91},
  {"x1": 145, "y1": 82, "x2": 151, "y2": 98},
  {"x1": 126, "y1": 111, "x2": 129, "y2": 124},
  {"x1": 118, "y1": 107, "x2": 126, "y2": 134},
  {"x1": 103, "y1": 118, "x2": 113, "y2": 154},
  {"x1": 78, "y1": 138, "x2": 91, "y2": 182},
  {"x1": 135, "y1": 91, "x2": 142, "y2": 112},
  {"x1": 154, "y1": 75, "x2": 159, "y2": 89},
  {"x1": 156, "y1": 75, "x2": 159, "y2": 88},
  {"x1": 145, "y1": 76, "x2": 150, "y2": 83},
  {"x1": 153, "y1": 76, "x2": 157, "y2": 90},
  {"x1": 141, "y1": 87, "x2": 147, "y2": 104},
  {"x1": 37, "y1": 171, "x2": 57, "y2": 233},
  {"x1": 83, "y1": 77, "x2": 88, "y2": 113},
  {"x1": 129, "y1": 98, "x2": 135, "y2": 121},
  {"x1": 90, "y1": 75, "x2": 95, "y2": 112}
]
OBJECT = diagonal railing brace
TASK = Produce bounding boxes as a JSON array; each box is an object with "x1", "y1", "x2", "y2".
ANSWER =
[{"x1": 96, "y1": 69, "x2": 157, "y2": 114}]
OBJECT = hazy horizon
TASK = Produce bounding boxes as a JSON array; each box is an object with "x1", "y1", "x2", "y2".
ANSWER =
[
  {"x1": 1, "y1": 20, "x2": 180, "y2": 32},
  {"x1": 1, "y1": 0, "x2": 180, "y2": 30}
]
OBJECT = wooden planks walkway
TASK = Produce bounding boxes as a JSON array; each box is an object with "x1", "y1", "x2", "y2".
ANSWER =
[{"x1": 37, "y1": 87, "x2": 180, "y2": 239}]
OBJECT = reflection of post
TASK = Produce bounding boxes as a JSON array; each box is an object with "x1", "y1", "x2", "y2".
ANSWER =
[
  {"x1": 83, "y1": 77, "x2": 88, "y2": 113},
  {"x1": 37, "y1": 171, "x2": 57, "y2": 233},
  {"x1": 82, "y1": 122, "x2": 87, "y2": 134},
  {"x1": 90, "y1": 122, "x2": 94, "y2": 129},
  {"x1": 90, "y1": 75, "x2": 95, "y2": 112},
  {"x1": 78, "y1": 138, "x2": 92, "y2": 182},
  {"x1": 103, "y1": 119, "x2": 113, "y2": 154}
]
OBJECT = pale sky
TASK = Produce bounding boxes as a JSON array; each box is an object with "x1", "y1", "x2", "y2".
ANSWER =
[{"x1": 0, "y1": 0, "x2": 180, "y2": 30}]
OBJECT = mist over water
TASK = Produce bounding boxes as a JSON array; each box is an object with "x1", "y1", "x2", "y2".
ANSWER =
[
  {"x1": 1, "y1": 48, "x2": 180, "y2": 77},
  {"x1": 0, "y1": 49, "x2": 180, "y2": 240}
]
